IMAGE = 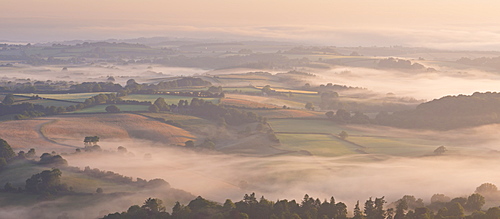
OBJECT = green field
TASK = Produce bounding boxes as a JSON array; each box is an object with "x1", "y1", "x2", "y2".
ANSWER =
[
  {"x1": 276, "y1": 133, "x2": 359, "y2": 156},
  {"x1": 269, "y1": 118, "x2": 446, "y2": 157},
  {"x1": 71, "y1": 104, "x2": 149, "y2": 113},
  {"x1": 348, "y1": 136, "x2": 441, "y2": 156},
  {"x1": 120, "y1": 94, "x2": 220, "y2": 104},
  {"x1": 269, "y1": 119, "x2": 362, "y2": 135}
]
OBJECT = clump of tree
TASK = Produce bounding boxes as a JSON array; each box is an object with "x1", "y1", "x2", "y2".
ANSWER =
[
  {"x1": 378, "y1": 57, "x2": 436, "y2": 72},
  {"x1": 25, "y1": 169, "x2": 70, "y2": 198},
  {"x1": 325, "y1": 109, "x2": 370, "y2": 124},
  {"x1": 174, "y1": 98, "x2": 265, "y2": 126},
  {"x1": 76, "y1": 166, "x2": 169, "y2": 188},
  {"x1": 457, "y1": 56, "x2": 500, "y2": 70},
  {"x1": 0, "y1": 138, "x2": 16, "y2": 171}
]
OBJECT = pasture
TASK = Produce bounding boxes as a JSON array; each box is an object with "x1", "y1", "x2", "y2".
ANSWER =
[
  {"x1": 347, "y1": 136, "x2": 440, "y2": 156},
  {"x1": 276, "y1": 133, "x2": 359, "y2": 157},
  {"x1": 269, "y1": 119, "x2": 360, "y2": 135}
]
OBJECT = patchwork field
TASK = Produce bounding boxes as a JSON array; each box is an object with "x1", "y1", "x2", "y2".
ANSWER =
[{"x1": 269, "y1": 118, "x2": 446, "y2": 157}]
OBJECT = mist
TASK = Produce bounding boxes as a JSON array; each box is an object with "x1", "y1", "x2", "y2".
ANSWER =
[
  {"x1": 309, "y1": 66, "x2": 500, "y2": 100},
  {"x1": 63, "y1": 133, "x2": 500, "y2": 210}
]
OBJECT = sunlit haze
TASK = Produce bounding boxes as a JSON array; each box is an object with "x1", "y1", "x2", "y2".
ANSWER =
[{"x1": 3, "y1": 0, "x2": 500, "y2": 49}]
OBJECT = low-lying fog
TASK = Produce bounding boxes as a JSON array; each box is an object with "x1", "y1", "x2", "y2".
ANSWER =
[
  {"x1": 311, "y1": 67, "x2": 500, "y2": 100},
  {"x1": 65, "y1": 136, "x2": 500, "y2": 208},
  {"x1": 2, "y1": 64, "x2": 206, "y2": 85}
]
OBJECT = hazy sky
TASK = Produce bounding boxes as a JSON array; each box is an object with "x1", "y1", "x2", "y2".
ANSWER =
[{"x1": 3, "y1": 0, "x2": 500, "y2": 49}]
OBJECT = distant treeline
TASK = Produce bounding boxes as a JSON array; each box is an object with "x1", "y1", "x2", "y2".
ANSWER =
[
  {"x1": 103, "y1": 190, "x2": 497, "y2": 219},
  {"x1": 378, "y1": 58, "x2": 436, "y2": 72},
  {"x1": 0, "y1": 77, "x2": 213, "y2": 94},
  {"x1": 457, "y1": 56, "x2": 500, "y2": 70}
]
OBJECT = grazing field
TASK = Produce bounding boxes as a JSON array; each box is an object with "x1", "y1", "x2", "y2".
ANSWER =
[
  {"x1": 42, "y1": 113, "x2": 196, "y2": 146},
  {"x1": 120, "y1": 94, "x2": 220, "y2": 104},
  {"x1": 347, "y1": 136, "x2": 441, "y2": 156},
  {"x1": 71, "y1": 104, "x2": 149, "y2": 113},
  {"x1": 276, "y1": 133, "x2": 360, "y2": 156},
  {"x1": 269, "y1": 119, "x2": 361, "y2": 135}
]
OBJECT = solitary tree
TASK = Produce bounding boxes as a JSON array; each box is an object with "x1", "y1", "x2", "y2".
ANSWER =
[
  {"x1": 305, "y1": 102, "x2": 314, "y2": 110},
  {"x1": 185, "y1": 140, "x2": 195, "y2": 148},
  {"x1": 434, "y1": 146, "x2": 447, "y2": 155},
  {"x1": 84, "y1": 136, "x2": 99, "y2": 146},
  {"x1": 339, "y1": 131, "x2": 348, "y2": 140},
  {"x1": 326, "y1": 111, "x2": 334, "y2": 119}
]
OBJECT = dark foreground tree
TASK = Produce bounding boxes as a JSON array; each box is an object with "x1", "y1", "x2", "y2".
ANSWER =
[{"x1": 0, "y1": 138, "x2": 15, "y2": 160}]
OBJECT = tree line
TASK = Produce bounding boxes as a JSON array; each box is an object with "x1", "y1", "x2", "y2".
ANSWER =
[{"x1": 102, "y1": 190, "x2": 500, "y2": 219}]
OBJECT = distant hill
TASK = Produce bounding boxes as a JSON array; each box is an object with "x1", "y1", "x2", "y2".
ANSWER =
[{"x1": 376, "y1": 92, "x2": 500, "y2": 130}]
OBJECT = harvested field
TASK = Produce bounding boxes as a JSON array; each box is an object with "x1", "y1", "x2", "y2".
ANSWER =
[
  {"x1": 224, "y1": 94, "x2": 305, "y2": 108},
  {"x1": 0, "y1": 113, "x2": 196, "y2": 152},
  {"x1": 220, "y1": 98, "x2": 278, "y2": 109},
  {"x1": 0, "y1": 119, "x2": 72, "y2": 152},
  {"x1": 42, "y1": 113, "x2": 196, "y2": 146}
]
